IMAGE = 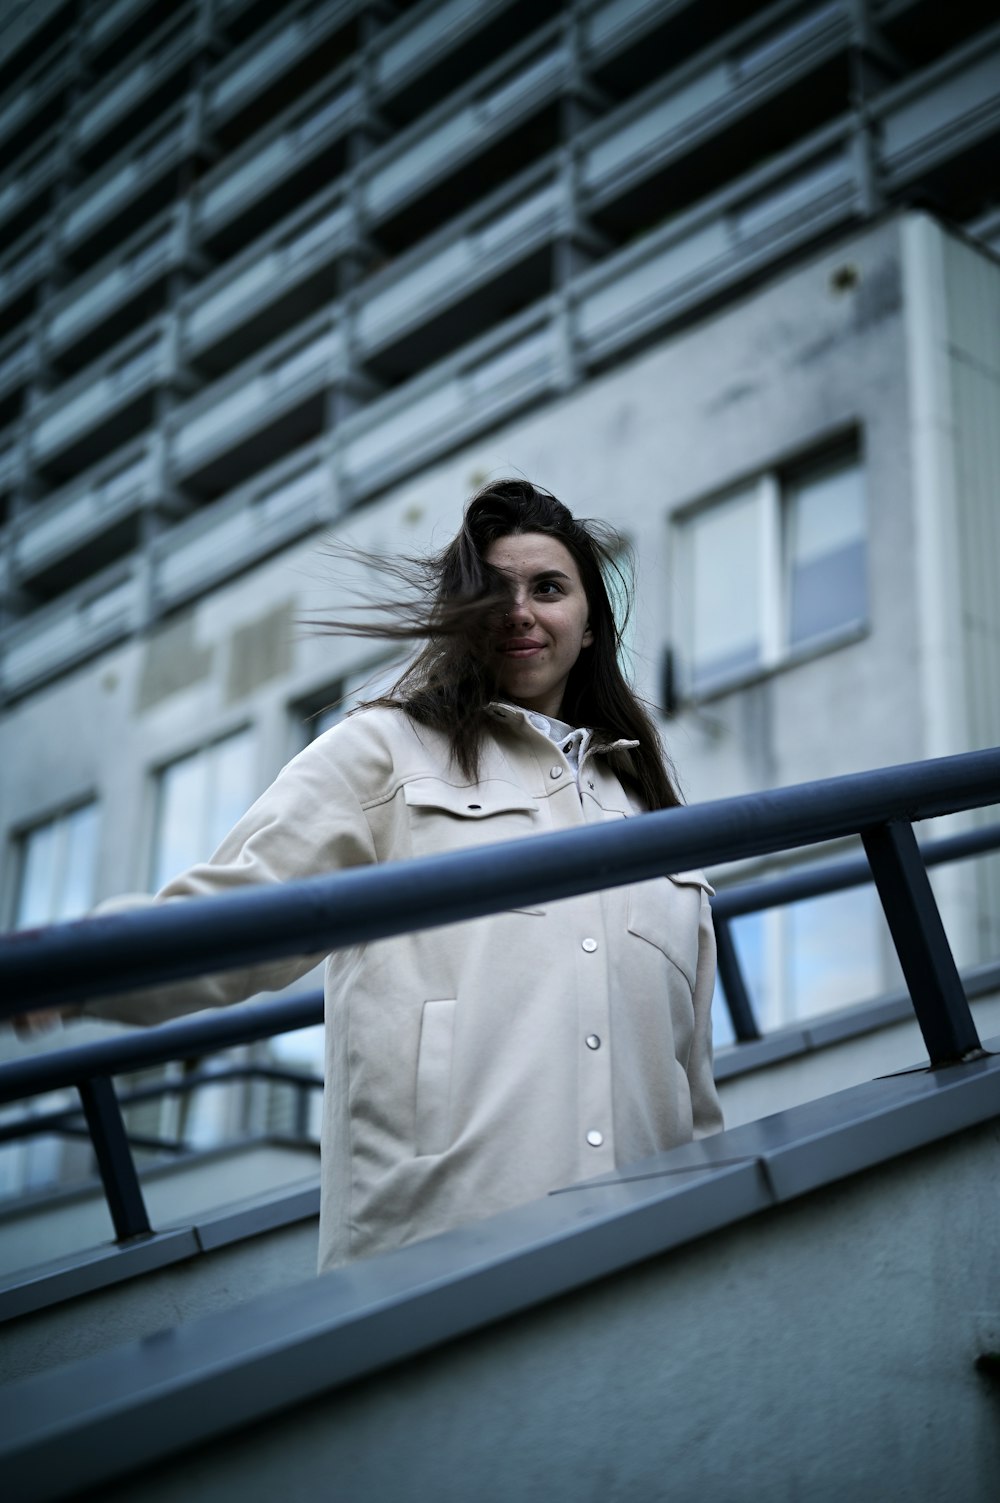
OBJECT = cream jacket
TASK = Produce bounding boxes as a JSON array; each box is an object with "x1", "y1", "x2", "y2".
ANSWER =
[{"x1": 88, "y1": 704, "x2": 722, "y2": 1271}]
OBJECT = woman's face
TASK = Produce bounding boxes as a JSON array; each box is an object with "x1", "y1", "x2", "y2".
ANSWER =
[{"x1": 484, "y1": 531, "x2": 593, "y2": 718}]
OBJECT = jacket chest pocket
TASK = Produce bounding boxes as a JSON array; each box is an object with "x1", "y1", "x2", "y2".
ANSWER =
[
  {"x1": 402, "y1": 778, "x2": 544, "y2": 914},
  {"x1": 627, "y1": 872, "x2": 711, "y2": 991}
]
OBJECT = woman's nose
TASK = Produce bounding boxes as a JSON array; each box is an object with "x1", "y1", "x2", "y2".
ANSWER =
[{"x1": 507, "y1": 592, "x2": 534, "y2": 625}]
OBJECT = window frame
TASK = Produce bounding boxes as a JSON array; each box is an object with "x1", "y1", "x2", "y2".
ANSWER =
[
  {"x1": 8, "y1": 796, "x2": 102, "y2": 930},
  {"x1": 672, "y1": 435, "x2": 868, "y2": 703},
  {"x1": 147, "y1": 724, "x2": 256, "y2": 893}
]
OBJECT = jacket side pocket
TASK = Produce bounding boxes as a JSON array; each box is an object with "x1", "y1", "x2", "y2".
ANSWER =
[{"x1": 415, "y1": 998, "x2": 456, "y2": 1156}]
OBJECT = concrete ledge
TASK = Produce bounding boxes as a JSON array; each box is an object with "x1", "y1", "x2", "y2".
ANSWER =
[{"x1": 2, "y1": 1042, "x2": 999, "y2": 1501}]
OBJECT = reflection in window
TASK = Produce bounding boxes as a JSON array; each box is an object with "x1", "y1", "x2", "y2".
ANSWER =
[
  {"x1": 687, "y1": 485, "x2": 764, "y2": 691},
  {"x1": 786, "y1": 454, "x2": 867, "y2": 649},
  {"x1": 151, "y1": 730, "x2": 255, "y2": 890},
  {"x1": 675, "y1": 443, "x2": 866, "y2": 697},
  {"x1": 15, "y1": 802, "x2": 100, "y2": 928},
  {"x1": 713, "y1": 879, "x2": 894, "y2": 1040}
]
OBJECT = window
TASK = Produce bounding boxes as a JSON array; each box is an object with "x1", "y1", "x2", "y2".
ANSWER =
[
  {"x1": 14, "y1": 802, "x2": 100, "y2": 928},
  {"x1": 150, "y1": 729, "x2": 256, "y2": 890},
  {"x1": 300, "y1": 654, "x2": 405, "y2": 742},
  {"x1": 675, "y1": 444, "x2": 867, "y2": 696},
  {"x1": 713, "y1": 875, "x2": 900, "y2": 1044}
]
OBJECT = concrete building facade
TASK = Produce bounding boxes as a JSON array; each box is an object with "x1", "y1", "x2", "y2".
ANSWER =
[{"x1": 1, "y1": 0, "x2": 999, "y2": 1161}]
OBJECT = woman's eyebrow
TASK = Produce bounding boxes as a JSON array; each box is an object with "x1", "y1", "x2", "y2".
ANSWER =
[{"x1": 529, "y1": 569, "x2": 571, "y2": 583}]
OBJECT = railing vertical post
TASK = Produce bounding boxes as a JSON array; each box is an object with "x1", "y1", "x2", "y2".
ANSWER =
[
  {"x1": 77, "y1": 1075, "x2": 153, "y2": 1242},
  {"x1": 861, "y1": 820, "x2": 983, "y2": 1064},
  {"x1": 713, "y1": 913, "x2": 761, "y2": 1042}
]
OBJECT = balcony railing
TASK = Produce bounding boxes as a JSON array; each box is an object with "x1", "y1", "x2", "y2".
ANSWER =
[
  {"x1": 13, "y1": 438, "x2": 157, "y2": 583},
  {"x1": 0, "y1": 225, "x2": 48, "y2": 319},
  {"x1": 0, "y1": 32, "x2": 72, "y2": 157},
  {"x1": 58, "y1": 102, "x2": 197, "y2": 257},
  {"x1": 1, "y1": 745, "x2": 998, "y2": 1246},
  {"x1": 182, "y1": 183, "x2": 351, "y2": 365},
  {"x1": 71, "y1": 2, "x2": 201, "y2": 162},
  {"x1": 207, "y1": 0, "x2": 364, "y2": 129},
  {"x1": 0, "y1": 557, "x2": 140, "y2": 697},
  {"x1": 153, "y1": 439, "x2": 333, "y2": 607},
  {"x1": 29, "y1": 319, "x2": 175, "y2": 470},
  {"x1": 196, "y1": 65, "x2": 361, "y2": 244},
  {"x1": 170, "y1": 309, "x2": 340, "y2": 481},
  {"x1": 45, "y1": 208, "x2": 189, "y2": 361}
]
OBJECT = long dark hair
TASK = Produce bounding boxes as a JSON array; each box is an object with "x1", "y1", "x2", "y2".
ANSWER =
[{"x1": 323, "y1": 479, "x2": 681, "y2": 810}]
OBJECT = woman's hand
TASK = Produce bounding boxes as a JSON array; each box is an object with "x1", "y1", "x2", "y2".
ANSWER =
[{"x1": 9, "y1": 1005, "x2": 81, "y2": 1039}]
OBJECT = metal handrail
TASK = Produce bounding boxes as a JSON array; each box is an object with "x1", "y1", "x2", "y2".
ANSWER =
[
  {"x1": 2, "y1": 744, "x2": 999, "y2": 1245},
  {"x1": 3, "y1": 745, "x2": 999, "y2": 1011}
]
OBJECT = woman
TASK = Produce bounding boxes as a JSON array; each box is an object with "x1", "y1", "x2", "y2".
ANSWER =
[{"x1": 75, "y1": 479, "x2": 723, "y2": 1270}]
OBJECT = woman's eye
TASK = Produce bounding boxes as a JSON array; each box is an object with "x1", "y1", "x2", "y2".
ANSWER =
[{"x1": 536, "y1": 581, "x2": 562, "y2": 596}]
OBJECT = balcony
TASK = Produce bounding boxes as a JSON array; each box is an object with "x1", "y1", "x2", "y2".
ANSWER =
[
  {"x1": 576, "y1": 124, "x2": 857, "y2": 364},
  {"x1": 170, "y1": 310, "x2": 341, "y2": 494},
  {"x1": 877, "y1": 20, "x2": 1000, "y2": 206},
  {"x1": 0, "y1": 559, "x2": 140, "y2": 699},
  {"x1": 340, "y1": 305, "x2": 559, "y2": 497},
  {"x1": 182, "y1": 183, "x2": 351, "y2": 375},
  {"x1": 71, "y1": 2, "x2": 203, "y2": 169},
  {"x1": 0, "y1": 33, "x2": 73, "y2": 160},
  {"x1": 58, "y1": 103, "x2": 200, "y2": 268},
  {"x1": 362, "y1": 27, "x2": 565, "y2": 247},
  {"x1": 29, "y1": 320, "x2": 177, "y2": 479},
  {"x1": 0, "y1": 125, "x2": 63, "y2": 246},
  {"x1": 0, "y1": 224, "x2": 48, "y2": 325},
  {"x1": 196, "y1": 66, "x2": 360, "y2": 254},
  {"x1": 0, "y1": 424, "x2": 23, "y2": 500},
  {"x1": 13, "y1": 439, "x2": 157, "y2": 592},
  {"x1": 154, "y1": 440, "x2": 333, "y2": 608},
  {"x1": 0, "y1": 0, "x2": 71, "y2": 96},
  {"x1": 373, "y1": 0, "x2": 560, "y2": 124},
  {"x1": 356, "y1": 164, "x2": 561, "y2": 380},
  {"x1": 0, "y1": 328, "x2": 36, "y2": 426},
  {"x1": 206, "y1": 0, "x2": 364, "y2": 146},
  {"x1": 581, "y1": 0, "x2": 850, "y2": 236},
  {"x1": 82, "y1": 0, "x2": 180, "y2": 72},
  {"x1": 44, "y1": 208, "x2": 190, "y2": 370}
]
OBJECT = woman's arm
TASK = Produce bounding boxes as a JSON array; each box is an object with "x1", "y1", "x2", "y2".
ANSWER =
[{"x1": 74, "y1": 733, "x2": 379, "y2": 1027}]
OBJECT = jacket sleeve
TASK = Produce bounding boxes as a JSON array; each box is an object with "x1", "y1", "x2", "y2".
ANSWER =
[
  {"x1": 688, "y1": 890, "x2": 725, "y2": 1137},
  {"x1": 82, "y1": 731, "x2": 378, "y2": 1027}
]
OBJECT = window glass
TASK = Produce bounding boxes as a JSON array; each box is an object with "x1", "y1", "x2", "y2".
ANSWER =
[
  {"x1": 15, "y1": 803, "x2": 100, "y2": 928},
  {"x1": 306, "y1": 656, "x2": 404, "y2": 741},
  {"x1": 786, "y1": 454, "x2": 867, "y2": 648},
  {"x1": 151, "y1": 730, "x2": 255, "y2": 890},
  {"x1": 712, "y1": 910, "x2": 766, "y2": 1046},
  {"x1": 785, "y1": 884, "x2": 885, "y2": 1022},
  {"x1": 686, "y1": 486, "x2": 762, "y2": 690}
]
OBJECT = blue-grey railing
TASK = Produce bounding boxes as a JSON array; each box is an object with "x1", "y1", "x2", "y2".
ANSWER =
[{"x1": 2, "y1": 745, "x2": 999, "y2": 1245}]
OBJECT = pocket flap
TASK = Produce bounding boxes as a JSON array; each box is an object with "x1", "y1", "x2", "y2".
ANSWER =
[{"x1": 403, "y1": 778, "x2": 538, "y2": 819}]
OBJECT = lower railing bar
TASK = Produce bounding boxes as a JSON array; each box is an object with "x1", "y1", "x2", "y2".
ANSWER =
[
  {"x1": 715, "y1": 820, "x2": 1000, "y2": 918},
  {"x1": 713, "y1": 915, "x2": 761, "y2": 1041},
  {"x1": 0, "y1": 990, "x2": 325, "y2": 1107},
  {"x1": 76, "y1": 1076, "x2": 152, "y2": 1243},
  {"x1": 861, "y1": 820, "x2": 983, "y2": 1065}
]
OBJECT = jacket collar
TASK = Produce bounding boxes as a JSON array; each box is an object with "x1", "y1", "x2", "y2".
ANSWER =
[{"x1": 488, "y1": 702, "x2": 639, "y2": 763}]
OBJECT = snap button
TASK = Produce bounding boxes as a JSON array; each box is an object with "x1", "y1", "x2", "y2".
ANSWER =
[
  {"x1": 581, "y1": 938, "x2": 597, "y2": 953},
  {"x1": 549, "y1": 766, "x2": 562, "y2": 780},
  {"x1": 586, "y1": 1129, "x2": 604, "y2": 1147},
  {"x1": 585, "y1": 1034, "x2": 601, "y2": 1050}
]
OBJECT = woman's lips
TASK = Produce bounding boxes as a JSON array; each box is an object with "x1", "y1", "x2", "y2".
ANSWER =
[{"x1": 500, "y1": 639, "x2": 544, "y2": 658}]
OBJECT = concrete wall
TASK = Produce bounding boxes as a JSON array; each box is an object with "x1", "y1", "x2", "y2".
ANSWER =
[{"x1": 92, "y1": 1115, "x2": 1000, "y2": 1503}]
